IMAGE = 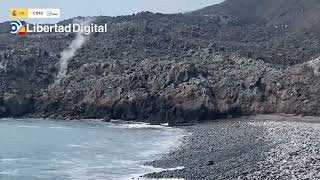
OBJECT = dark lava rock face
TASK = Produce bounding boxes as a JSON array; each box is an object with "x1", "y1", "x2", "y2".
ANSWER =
[{"x1": 1, "y1": 1, "x2": 320, "y2": 123}]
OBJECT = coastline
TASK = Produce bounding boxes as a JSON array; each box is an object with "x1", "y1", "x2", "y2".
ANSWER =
[
  {"x1": 0, "y1": 118, "x2": 186, "y2": 179},
  {"x1": 144, "y1": 114, "x2": 320, "y2": 179}
]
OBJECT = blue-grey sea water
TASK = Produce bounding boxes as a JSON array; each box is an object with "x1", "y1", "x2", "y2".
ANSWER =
[{"x1": 0, "y1": 118, "x2": 184, "y2": 180}]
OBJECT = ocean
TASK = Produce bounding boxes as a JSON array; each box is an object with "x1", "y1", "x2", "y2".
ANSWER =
[{"x1": 0, "y1": 118, "x2": 184, "y2": 180}]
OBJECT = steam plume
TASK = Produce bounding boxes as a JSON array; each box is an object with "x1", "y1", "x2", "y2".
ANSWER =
[
  {"x1": 55, "y1": 18, "x2": 93, "y2": 83},
  {"x1": 306, "y1": 56, "x2": 320, "y2": 76}
]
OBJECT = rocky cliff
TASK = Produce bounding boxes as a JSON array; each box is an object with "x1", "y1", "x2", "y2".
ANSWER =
[{"x1": 1, "y1": 1, "x2": 320, "y2": 124}]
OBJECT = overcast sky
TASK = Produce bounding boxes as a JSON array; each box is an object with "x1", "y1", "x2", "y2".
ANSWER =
[{"x1": 2, "y1": 0, "x2": 224, "y2": 23}]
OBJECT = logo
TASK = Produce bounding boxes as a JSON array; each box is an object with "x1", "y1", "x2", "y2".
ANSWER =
[
  {"x1": 10, "y1": 8, "x2": 29, "y2": 19},
  {"x1": 10, "y1": 21, "x2": 26, "y2": 36},
  {"x1": 9, "y1": 21, "x2": 108, "y2": 36},
  {"x1": 12, "y1": 10, "x2": 17, "y2": 17},
  {"x1": 10, "y1": 8, "x2": 60, "y2": 19},
  {"x1": 46, "y1": 11, "x2": 52, "y2": 16},
  {"x1": 29, "y1": 9, "x2": 60, "y2": 18}
]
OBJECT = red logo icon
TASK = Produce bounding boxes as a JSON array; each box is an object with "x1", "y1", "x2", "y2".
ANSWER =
[{"x1": 12, "y1": 10, "x2": 17, "y2": 17}]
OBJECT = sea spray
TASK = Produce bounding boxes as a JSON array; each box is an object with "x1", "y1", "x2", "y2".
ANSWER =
[{"x1": 55, "y1": 18, "x2": 94, "y2": 83}]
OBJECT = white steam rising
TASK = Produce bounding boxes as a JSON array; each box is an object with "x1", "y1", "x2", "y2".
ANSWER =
[
  {"x1": 0, "y1": 61, "x2": 6, "y2": 71},
  {"x1": 306, "y1": 57, "x2": 320, "y2": 76},
  {"x1": 55, "y1": 18, "x2": 94, "y2": 83}
]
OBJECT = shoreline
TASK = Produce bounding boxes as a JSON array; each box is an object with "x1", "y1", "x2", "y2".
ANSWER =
[
  {"x1": 0, "y1": 118, "x2": 185, "y2": 179},
  {"x1": 144, "y1": 114, "x2": 320, "y2": 179},
  {"x1": 2, "y1": 114, "x2": 320, "y2": 179}
]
